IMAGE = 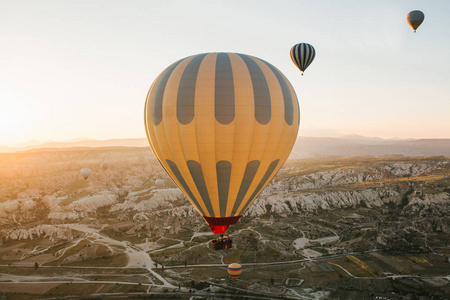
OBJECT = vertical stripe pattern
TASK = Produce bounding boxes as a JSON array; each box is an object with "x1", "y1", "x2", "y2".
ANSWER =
[
  {"x1": 177, "y1": 54, "x2": 208, "y2": 124},
  {"x1": 215, "y1": 53, "x2": 235, "y2": 125},
  {"x1": 216, "y1": 161, "x2": 232, "y2": 216},
  {"x1": 145, "y1": 52, "x2": 299, "y2": 223},
  {"x1": 166, "y1": 159, "x2": 206, "y2": 216},
  {"x1": 238, "y1": 159, "x2": 280, "y2": 216},
  {"x1": 187, "y1": 160, "x2": 215, "y2": 217},
  {"x1": 153, "y1": 60, "x2": 183, "y2": 125},
  {"x1": 231, "y1": 160, "x2": 260, "y2": 216},
  {"x1": 238, "y1": 54, "x2": 271, "y2": 125},
  {"x1": 290, "y1": 43, "x2": 316, "y2": 73},
  {"x1": 263, "y1": 61, "x2": 294, "y2": 125}
]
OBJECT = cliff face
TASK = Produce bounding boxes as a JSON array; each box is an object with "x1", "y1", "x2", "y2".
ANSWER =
[
  {"x1": 267, "y1": 160, "x2": 444, "y2": 193},
  {"x1": 0, "y1": 157, "x2": 448, "y2": 249},
  {"x1": 246, "y1": 189, "x2": 402, "y2": 217},
  {"x1": 0, "y1": 225, "x2": 76, "y2": 242}
]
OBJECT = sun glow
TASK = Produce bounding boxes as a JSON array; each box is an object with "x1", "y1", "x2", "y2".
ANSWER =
[{"x1": 0, "y1": 93, "x2": 32, "y2": 146}]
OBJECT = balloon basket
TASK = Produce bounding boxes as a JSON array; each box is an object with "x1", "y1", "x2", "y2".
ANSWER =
[{"x1": 210, "y1": 234, "x2": 233, "y2": 250}]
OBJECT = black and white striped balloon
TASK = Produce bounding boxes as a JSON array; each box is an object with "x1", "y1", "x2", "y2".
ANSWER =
[{"x1": 290, "y1": 43, "x2": 316, "y2": 75}]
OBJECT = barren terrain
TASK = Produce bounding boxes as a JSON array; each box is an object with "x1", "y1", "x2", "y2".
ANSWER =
[{"x1": 0, "y1": 147, "x2": 449, "y2": 299}]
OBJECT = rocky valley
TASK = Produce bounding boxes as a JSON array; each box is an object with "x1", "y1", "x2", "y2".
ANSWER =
[{"x1": 0, "y1": 147, "x2": 449, "y2": 299}]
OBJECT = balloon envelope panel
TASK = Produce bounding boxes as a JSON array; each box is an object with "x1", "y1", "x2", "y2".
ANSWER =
[{"x1": 144, "y1": 52, "x2": 299, "y2": 233}]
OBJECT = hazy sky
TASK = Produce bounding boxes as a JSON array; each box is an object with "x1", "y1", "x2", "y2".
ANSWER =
[{"x1": 1, "y1": 0, "x2": 449, "y2": 146}]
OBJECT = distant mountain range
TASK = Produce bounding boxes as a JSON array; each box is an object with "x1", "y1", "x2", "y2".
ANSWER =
[
  {"x1": 290, "y1": 136, "x2": 450, "y2": 158},
  {"x1": 0, "y1": 138, "x2": 149, "y2": 153},
  {"x1": 1, "y1": 136, "x2": 449, "y2": 157}
]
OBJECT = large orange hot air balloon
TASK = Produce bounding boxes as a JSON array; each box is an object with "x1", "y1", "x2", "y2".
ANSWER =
[{"x1": 144, "y1": 52, "x2": 299, "y2": 234}]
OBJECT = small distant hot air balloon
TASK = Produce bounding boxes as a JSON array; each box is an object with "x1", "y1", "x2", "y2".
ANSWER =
[
  {"x1": 101, "y1": 162, "x2": 109, "y2": 170},
  {"x1": 80, "y1": 168, "x2": 91, "y2": 180},
  {"x1": 155, "y1": 179, "x2": 165, "y2": 189},
  {"x1": 407, "y1": 10, "x2": 424, "y2": 33},
  {"x1": 290, "y1": 43, "x2": 316, "y2": 75},
  {"x1": 227, "y1": 263, "x2": 242, "y2": 280}
]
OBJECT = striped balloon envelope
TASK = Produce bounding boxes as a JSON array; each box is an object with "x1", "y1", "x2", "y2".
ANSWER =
[
  {"x1": 290, "y1": 43, "x2": 316, "y2": 75},
  {"x1": 227, "y1": 263, "x2": 242, "y2": 279},
  {"x1": 144, "y1": 52, "x2": 299, "y2": 234}
]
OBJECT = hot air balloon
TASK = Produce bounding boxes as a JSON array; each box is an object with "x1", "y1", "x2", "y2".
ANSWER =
[
  {"x1": 227, "y1": 263, "x2": 242, "y2": 280},
  {"x1": 290, "y1": 43, "x2": 316, "y2": 75},
  {"x1": 407, "y1": 10, "x2": 424, "y2": 33},
  {"x1": 144, "y1": 52, "x2": 299, "y2": 234},
  {"x1": 101, "y1": 162, "x2": 109, "y2": 170},
  {"x1": 155, "y1": 179, "x2": 165, "y2": 189},
  {"x1": 80, "y1": 168, "x2": 91, "y2": 180}
]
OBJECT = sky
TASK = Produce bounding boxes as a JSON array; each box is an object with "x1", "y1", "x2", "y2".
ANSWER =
[{"x1": 1, "y1": 0, "x2": 449, "y2": 146}]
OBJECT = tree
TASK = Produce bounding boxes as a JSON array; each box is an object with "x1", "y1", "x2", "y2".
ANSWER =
[{"x1": 34, "y1": 262, "x2": 39, "y2": 270}]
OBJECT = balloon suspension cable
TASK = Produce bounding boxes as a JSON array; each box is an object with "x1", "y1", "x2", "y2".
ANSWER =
[{"x1": 414, "y1": 30, "x2": 416, "y2": 33}]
